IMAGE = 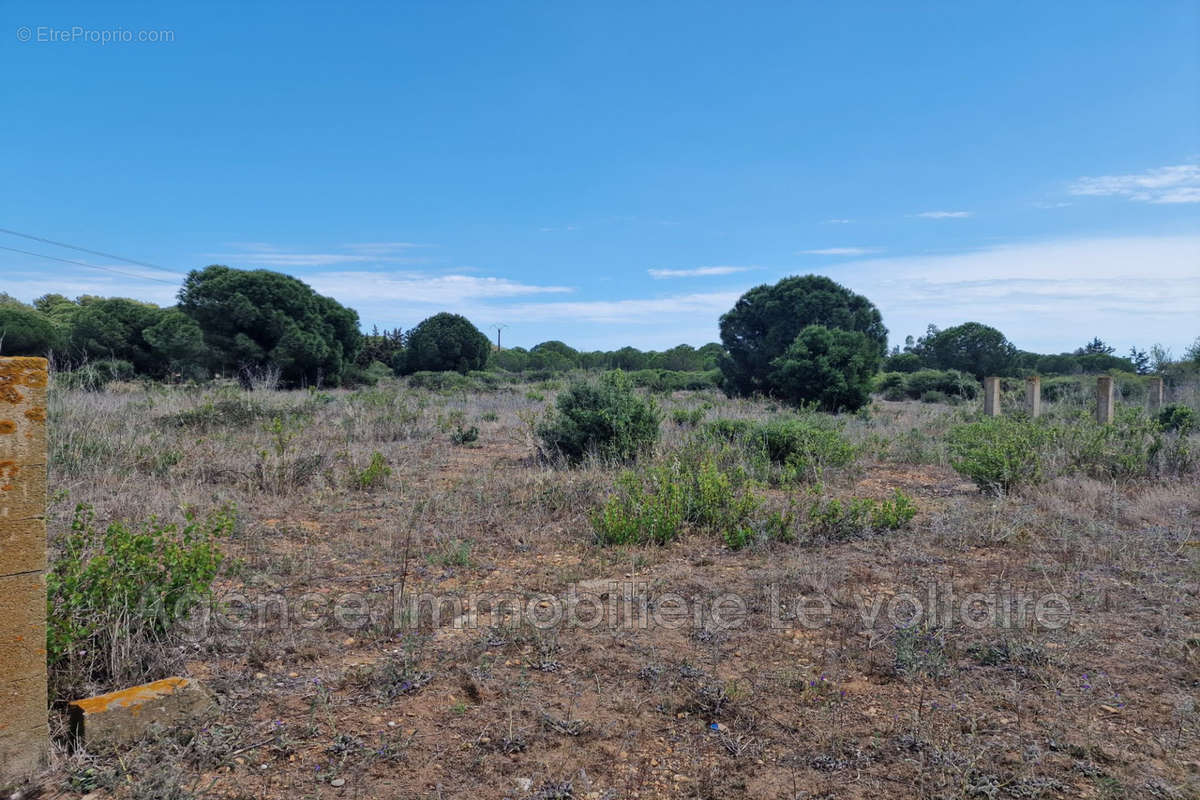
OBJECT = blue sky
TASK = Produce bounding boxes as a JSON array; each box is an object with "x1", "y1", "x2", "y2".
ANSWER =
[{"x1": 2, "y1": 1, "x2": 1198, "y2": 354}]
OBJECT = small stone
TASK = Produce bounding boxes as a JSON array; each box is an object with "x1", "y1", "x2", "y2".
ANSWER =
[
  {"x1": 288, "y1": 672, "x2": 299, "y2": 678},
  {"x1": 516, "y1": 777, "x2": 533, "y2": 791},
  {"x1": 343, "y1": 638, "x2": 355, "y2": 647},
  {"x1": 330, "y1": 777, "x2": 346, "y2": 787}
]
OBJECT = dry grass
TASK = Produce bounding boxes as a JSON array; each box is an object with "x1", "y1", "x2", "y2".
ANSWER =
[{"x1": 22, "y1": 376, "x2": 1200, "y2": 799}]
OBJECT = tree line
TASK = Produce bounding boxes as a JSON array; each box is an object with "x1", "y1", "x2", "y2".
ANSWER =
[{"x1": 2, "y1": 265, "x2": 1196, "y2": 409}]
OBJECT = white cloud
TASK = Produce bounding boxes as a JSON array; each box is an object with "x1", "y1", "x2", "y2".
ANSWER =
[
  {"x1": 1068, "y1": 164, "x2": 1200, "y2": 204},
  {"x1": 915, "y1": 210, "x2": 973, "y2": 219},
  {"x1": 648, "y1": 266, "x2": 754, "y2": 279},
  {"x1": 305, "y1": 271, "x2": 572, "y2": 305},
  {"x1": 798, "y1": 247, "x2": 882, "y2": 256},
  {"x1": 209, "y1": 241, "x2": 430, "y2": 268},
  {"x1": 822, "y1": 218, "x2": 853, "y2": 224},
  {"x1": 833, "y1": 235, "x2": 1200, "y2": 353}
]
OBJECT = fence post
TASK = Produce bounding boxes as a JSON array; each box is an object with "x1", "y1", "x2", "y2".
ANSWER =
[
  {"x1": 1147, "y1": 376, "x2": 1164, "y2": 412},
  {"x1": 1025, "y1": 376, "x2": 1041, "y2": 418},
  {"x1": 983, "y1": 376, "x2": 1001, "y2": 416},
  {"x1": 1096, "y1": 375, "x2": 1115, "y2": 424},
  {"x1": 0, "y1": 357, "x2": 49, "y2": 780}
]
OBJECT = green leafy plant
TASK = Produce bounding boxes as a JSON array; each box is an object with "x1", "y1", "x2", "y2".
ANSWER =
[
  {"x1": 537, "y1": 370, "x2": 661, "y2": 465},
  {"x1": 704, "y1": 416, "x2": 857, "y2": 484},
  {"x1": 47, "y1": 505, "x2": 234, "y2": 694},
  {"x1": 451, "y1": 424, "x2": 479, "y2": 445},
  {"x1": 349, "y1": 451, "x2": 392, "y2": 490},
  {"x1": 946, "y1": 416, "x2": 1056, "y2": 494},
  {"x1": 1158, "y1": 403, "x2": 1196, "y2": 434}
]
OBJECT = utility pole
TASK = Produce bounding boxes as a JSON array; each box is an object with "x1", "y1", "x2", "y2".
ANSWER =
[{"x1": 491, "y1": 323, "x2": 508, "y2": 351}]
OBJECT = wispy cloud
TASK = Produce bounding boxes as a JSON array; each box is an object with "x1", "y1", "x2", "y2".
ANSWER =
[
  {"x1": 305, "y1": 271, "x2": 572, "y2": 304},
  {"x1": 798, "y1": 247, "x2": 882, "y2": 256},
  {"x1": 648, "y1": 266, "x2": 754, "y2": 279},
  {"x1": 209, "y1": 242, "x2": 431, "y2": 268},
  {"x1": 1068, "y1": 164, "x2": 1200, "y2": 204},
  {"x1": 914, "y1": 210, "x2": 973, "y2": 219},
  {"x1": 832, "y1": 235, "x2": 1200, "y2": 353},
  {"x1": 821, "y1": 218, "x2": 853, "y2": 224}
]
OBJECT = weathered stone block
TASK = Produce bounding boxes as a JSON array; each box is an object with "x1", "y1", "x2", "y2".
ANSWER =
[
  {"x1": 1096, "y1": 376, "x2": 1115, "y2": 424},
  {"x1": 983, "y1": 377, "x2": 1001, "y2": 416},
  {"x1": 69, "y1": 678, "x2": 216, "y2": 751},
  {"x1": 0, "y1": 356, "x2": 48, "y2": 782}
]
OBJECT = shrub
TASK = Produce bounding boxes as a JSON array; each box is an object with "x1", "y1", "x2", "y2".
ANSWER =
[
  {"x1": 920, "y1": 390, "x2": 947, "y2": 404},
  {"x1": 537, "y1": 371, "x2": 661, "y2": 465},
  {"x1": 874, "y1": 372, "x2": 906, "y2": 393},
  {"x1": 591, "y1": 467, "x2": 686, "y2": 545},
  {"x1": 48, "y1": 505, "x2": 234, "y2": 697},
  {"x1": 590, "y1": 458, "x2": 761, "y2": 548},
  {"x1": 802, "y1": 488, "x2": 917, "y2": 541},
  {"x1": 349, "y1": 451, "x2": 391, "y2": 490},
  {"x1": 769, "y1": 325, "x2": 879, "y2": 411},
  {"x1": 946, "y1": 417, "x2": 1056, "y2": 494},
  {"x1": 1058, "y1": 409, "x2": 1163, "y2": 480},
  {"x1": 671, "y1": 408, "x2": 705, "y2": 427},
  {"x1": 704, "y1": 417, "x2": 857, "y2": 483},
  {"x1": 903, "y1": 369, "x2": 978, "y2": 400},
  {"x1": 408, "y1": 370, "x2": 476, "y2": 392},
  {"x1": 451, "y1": 424, "x2": 480, "y2": 445},
  {"x1": 1158, "y1": 403, "x2": 1196, "y2": 434}
]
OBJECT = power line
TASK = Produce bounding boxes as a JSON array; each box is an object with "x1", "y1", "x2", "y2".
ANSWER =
[
  {"x1": 0, "y1": 226, "x2": 184, "y2": 276},
  {"x1": 0, "y1": 245, "x2": 182, "y2": 286}
]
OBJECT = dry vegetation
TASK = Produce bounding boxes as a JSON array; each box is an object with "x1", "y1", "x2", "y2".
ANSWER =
[{"x1": 24, "y1": 375, "x2": 1200, "y2": 799}]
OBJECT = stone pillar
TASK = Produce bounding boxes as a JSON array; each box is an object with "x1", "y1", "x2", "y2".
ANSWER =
[
  {"x1": 1096, "y1": 375, "x2": 1114, "y2": 424},
  {"x1": 1147, "y1": 377, "x2": 1164, "y2": 412},
  {"x1": 1025, "y1": 376, "x2": 1041, "y2": 418},
  {"x1": 983, "y1": 377, "x2": 1001, "y2": 416},
  {"x1": 0, "y1": 357, "x2": 48, "y2": 780}
]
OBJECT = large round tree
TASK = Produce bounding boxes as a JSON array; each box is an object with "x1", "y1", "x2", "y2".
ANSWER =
[
  {"x1": 718, "y1": 275, "x2": 887, "y2": 400},
  {"x1": 403, "y1": 312, "x2": 491, "y2": 374},
  {"x1": 178, "y1": 265, "x2": 361, "y2": 386}
]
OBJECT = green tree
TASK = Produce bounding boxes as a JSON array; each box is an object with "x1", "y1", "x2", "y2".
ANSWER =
[
  {"x1": 912, "y1": 322, "x2": 1017, "y2": 379},
  {"x1": 718, "y1": 274, "x2": 887, "y2": 397},
  {"x1": 0, "y1": 300, "x2": 65, "y2": 356},
  {"x1": 68, "y1": 297, "x2": 164, "y2": 373},
  {"x1": 1077, "y1": 337, "x2": 1115, "y2": 356},
  {"x1": 529, "y1": 340, "x2": 580, "y2": 372},
  {"x1": 178, "y1": 265, "x2": 361, "y2": 386},
  {"x1": 769, "y1": 325, "x2": 878, "y2": 411},
  {"x1": 403, "y1": 312, "x2": 491, "y2": 373},
  {"x1": 142, "y1": 309, "x2": 208, "y2": 379}
]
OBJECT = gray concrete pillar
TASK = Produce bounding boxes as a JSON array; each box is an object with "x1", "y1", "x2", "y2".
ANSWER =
[
  {"x1": 1147, "y1": 377, "x2": 1164, "y2": 412},
  {"x1": 983, "y1": 376, "x2": 1001, "y2": 416},
  {"x1": 0, "y1": 357, "x2": 49, "y2": 780},
  {"x1": 1025, "y1": 376, "x2": 1041, "y2": 418},
  {"x1": 1096, "y1": 375, "x2": 1115, "y2": 424}
]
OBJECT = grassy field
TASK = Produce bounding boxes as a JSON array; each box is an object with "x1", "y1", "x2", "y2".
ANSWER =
[{"x1": 31, "y1": 374, "x2": 1200, "y2": 799}]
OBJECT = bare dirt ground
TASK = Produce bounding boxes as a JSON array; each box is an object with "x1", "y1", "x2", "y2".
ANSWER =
[{"x1": 26, "y1": 383, "x2": 1200, "y2": 799}]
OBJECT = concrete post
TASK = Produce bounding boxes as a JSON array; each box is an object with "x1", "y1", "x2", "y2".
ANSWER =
[
  {"x1": 983, "y1": 376, "x2": 1001, "y2": 416},
  {"x1": 1147, "y1": 377, "x2": 1164, "y2": 412},
  {"x1": 1096, "y1": 375, "x2": 1114, "y2": 424},
  {"x1": 1025, "y1": 376, "x2": 1041, "y2": 418},
  {"x1": 0, "y1": 357, "x2": 48, "y2": 780}
]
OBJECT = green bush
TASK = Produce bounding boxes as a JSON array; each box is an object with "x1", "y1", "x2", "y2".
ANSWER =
[
  {"x1": 451, "y1": 424, "x2": 480, "y2": 445},
  {"x1": 671, "y1": 408, "x2": 705, "y2": 427},
  {"x1": 704, "y1": 417, "x2": 857, "y2": 483},
  {"x1": 591, "y1": 466, "x2": 687, "y2": 545},
  {"x1": 537, "y1": 371, "x2": 661, "y2": 465},
  {"x1": 1058, "y1": 409, "x2": 1163, "y2": 480},
  {"x1": 920, "y1": 390, "x2": 947, "y2": 404},
  {"x1": 1158, "y1": 403, "x2": 1196, "y2": 434},
  {"x1": 903, "y1": 369, "x2": 978, "y2": 400},
  {"x1": 349, "y1": 451, "x2": 391, "y2": 490},
  {"x1": 946, "y1": 417, "x2": 1056, "y2": 493},
  {"x1": 590, "y1": 458, "x2": 761, "y2": 548},
  {"x1": 802, "y1": 488, "x2": 917, "y2": 541},
  {"x1": 408, "y1": 370, "x2": 476, "y2": 392},
  {"x1": 768, "y1": 324, "x2": 880, "y2": 411},
  {"x1": 47, "y1": 505, "x2": 233, "y2": 695},
  {"x1": 874, "y1": 372, "x2": 906, "y2": 393}
]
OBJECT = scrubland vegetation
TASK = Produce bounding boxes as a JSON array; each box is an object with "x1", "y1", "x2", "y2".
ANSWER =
[{"x1": 24, "y1": 365, "x2": 1200, "y2": 799}]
